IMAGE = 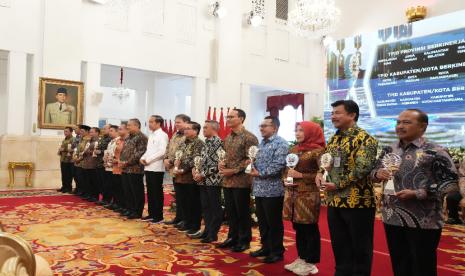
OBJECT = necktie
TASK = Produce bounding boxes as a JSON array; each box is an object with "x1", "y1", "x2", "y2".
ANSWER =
[{"x1": 59, "y1": 103, "x2": 63, "y2": 111}]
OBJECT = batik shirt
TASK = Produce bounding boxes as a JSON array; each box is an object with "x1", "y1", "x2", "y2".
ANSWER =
[
  {"x1": 324, "y1": 125, "x2": 378, "y2": 208},
  {"x1": 59, "y1": 136, "x2": 74, "y2": 163},
  {"x1": 175, "y1": 137, "x2": 205, "y2": 184},
  {"x1": 223, "y1": 127, "x2": 259, "y2": 189},
  {"x1": 252, "y1": 135, "x2": 288, "y2": 197},
  {"x1": 75, "y1": 136, "x2": 90, "y2": 167},
  {"x1": 199, "y1": 136, "x2": 224, "y2": 186},
  {"x1": 371, "y1": 138, "x2": 458, "y2": 229},
  {"x1": 164, "y1": 132, "x2": 186, "y2": 176},
  {"x1": 120, "y1": 132, "x2": 148, "y2": 174},
  {"x1": 96, "y1": 135, "x2": 112, "y2": 169},
  {"x1": 81, "y1": 137, "x2": 99, "y2": 169}
]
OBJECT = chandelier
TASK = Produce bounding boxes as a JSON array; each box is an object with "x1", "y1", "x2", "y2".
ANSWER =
[
  {"x1": 112, "y1": 68, "x2": 134, "y2": 103},
  {"x1": 288, "y1": 0, "x2": 341, "y2": 39}
]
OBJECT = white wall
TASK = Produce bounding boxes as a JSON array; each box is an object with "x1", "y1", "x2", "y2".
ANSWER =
[
  {"x1": 0, "y1": 52, "x2": 7, "y2": 135},
  {"x1": 152, "y1": 76, "x2": 193, "y2": 122}
]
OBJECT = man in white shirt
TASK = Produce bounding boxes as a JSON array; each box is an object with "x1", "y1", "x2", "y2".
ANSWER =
[{"x1": 140, "y1": 115, "x2": 169, "y2": 223}]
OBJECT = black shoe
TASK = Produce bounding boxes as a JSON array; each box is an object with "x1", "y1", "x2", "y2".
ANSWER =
[
  {"x1": 121, "y1": 211, "x2": 132, "y2": 216},
  {"x1": 103, "y1": 203, "x2": 112, "y2": 209},
  {"x1": 164, "y1": 218, "x2": 180, "y2": 225},
  {"x1": 178, "y1": 225, "x2": 190, "y2": 232},
  {"x1": 190, "y1": 231, "x2": 205, "y2": 239},
  {"x1": 187, "y1": 229, "x2": 202, "y2": 237},
  {"x1": 232, "y1": 244, "x2": 250, "y2": 252},
  {"x1": 57, "y1": 188, "x2": 64, "y2": 192},
  {"x1": 250, "y1": 248, "x2": 269, "y2": 258},
  {"x1": 63, "y1": 189, "x2": 73, "y2": 193},
  {"x1": 96, "y1": 201, "x2": 106, "y2": 206},
  {"x1": 89, "y1": 198, "x2": 98, "y2": 203},
  {"x1": 174, "y1": 221, "x2": 185, "y2": 229},
  {"x1": 141, "y1": 216, "x2": 153, "y2": 221},
  {"x1": 200, "y1": 231, "x2": 209, "y2": 239},
  {"x1": 127, "y1": 214, "x2": 141, "y2": 219},
  {"x1": 115, "y1": 208, "x2": 125, "y2": 213},
  {"x1": 151, "y1": 218, "x2": 164, "y2": 224},
  {"x1": 201, "y1": 237, "x2": 217, "y2": 243},
  {"x1": 72, "y1": 189, "x2": 79, "y2": 194},
  {"x1": 446, "y1": 217, "x2": 462, "y2": 225},
  {"x1": 217, "y1": 238, "x2": 237, "y2": 249},
  {"x1": 263, "y1": 255, "x2": 283, "y2": 264},
  {"x1": 108, "y1": 204, "x2": 119, "y2": 210}
]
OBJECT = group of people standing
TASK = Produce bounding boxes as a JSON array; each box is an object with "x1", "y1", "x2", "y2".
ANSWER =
[{"x1": 58, "y1": 100, "x2": 461, "y2": 276}]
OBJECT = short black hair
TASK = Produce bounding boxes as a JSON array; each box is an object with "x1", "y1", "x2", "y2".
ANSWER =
[
  {"x1": 175, "y1": 114, "x2": 191, "y2": 122},
  {"x1": 64, "y1": 126, "x2": 73, "y2": 132},
  {"x1": 109, "y1": 125, "x2": 118, "y2": 131},
  {"x1": 129, "y1": 118, "x2": 141, "y2": 129},
  {"x1": 120, "y1": 122, "x2": 128, "y2": 128},
  {"x1": 331, "y1": 100, "x2": 360, "y2": 122},
  {"x1": 405, "y1": 108, "x2": 429, "y2": 125},
  {"x1": 80, "y1": 125, "x2": 91, "y2": 132},
  {"x1": 264, "y1": 116, "x2": 280, "y2": 128},
  {"x1": 91, "y1": 127, "x2": 100, "y2": 134},
  {"x1": 57, "y1": 87, "x2": 67, "y2": 95},
  {"x1": 233, "y1": 108, "x2": 246, "y2": 123},
  {"x1": 189, "y1": 121, "x2": 201, "y2": 135},
  {"x1": 151, "y1": 115, "x2": 164, "y2": 125}
]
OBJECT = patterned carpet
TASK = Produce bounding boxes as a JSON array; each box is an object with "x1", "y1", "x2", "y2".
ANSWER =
[{"x1": 0, "y1": 189, "x2": 464, "y2": 276}]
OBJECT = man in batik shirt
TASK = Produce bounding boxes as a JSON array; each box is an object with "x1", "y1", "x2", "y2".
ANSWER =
[
  {"x1": 316, "y1": 100, "x2": 378, "y2": 276},
  {"x1": 372, "y1": 109, "x2": 458, "y2": 276},
  {"x1": 119, "y1": 119, "x2": 148, "y2": 219}
]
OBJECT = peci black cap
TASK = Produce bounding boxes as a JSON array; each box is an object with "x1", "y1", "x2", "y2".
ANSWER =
[{"x1": 57, "y1": 87, "x2": 68, "y2": 95}]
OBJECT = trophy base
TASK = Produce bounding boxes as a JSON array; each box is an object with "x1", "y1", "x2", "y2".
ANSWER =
[
  {"x1": 384, "y1": 179, "x2": 396, "y2": 195},
  {"x1": 245, "y1": 164, "x2": 252, "y2": 174},
  {"x1": 284, "y1": 177, "x2": 298, "y2": 187}
]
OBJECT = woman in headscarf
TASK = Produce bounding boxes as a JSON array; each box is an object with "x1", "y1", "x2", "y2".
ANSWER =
[{"x1": 283, "y1": 121, "x2": 325, "y2": 276}]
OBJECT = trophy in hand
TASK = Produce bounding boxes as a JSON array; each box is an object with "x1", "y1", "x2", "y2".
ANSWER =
[
  {"x1": 320, "y1": 153, "x2": 333, "y2": 189},
  {"x1": 381, "y1": 153, "x2": 402, "y2": 195},
  {"x1": 92, "y1": 141, "x2": 99, "y2": 157},
  {"x1": 58, "y1": 142, "x2": 63, "y2": 155},
  {"x1": 285, "y1": 153, "x2": 299, "y2": 186},
  {"x1": 194, "y1": 156, "x2": 202, "y2": 175},
  {"x1": 217, "y1": 149, "x2": 226, "y2": 163},
  {"x1": 245, "y1": 146, "x2": 259, "y2": 174},
  {"x1": 67, "y1": 144, "x2": 72, "y2": 157},
  {"x1": 174, "y1": 150, "x2": 183, "y2": 173},
  {"x1": 73, "y1": 148, "x2": 78, "y2": 160}
]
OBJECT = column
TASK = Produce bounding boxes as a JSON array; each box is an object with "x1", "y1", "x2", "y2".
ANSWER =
[
  {"x1": 191, "y1": 77, "x2": 207, "y2": 123},
  {"x1": 6, "y1": 51, "x2": 28, "y2": 135},
  {"x1": 82, "y1": 62, "x2": 101, "y2": 127},
  {"x1": 214, "y1": 0, "x2": 243, "y2": 108}
]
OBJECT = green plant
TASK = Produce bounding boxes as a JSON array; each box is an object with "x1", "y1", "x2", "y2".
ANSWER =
[{"x1": 311, "y1": 116, "x2": 324, "y2": 129}]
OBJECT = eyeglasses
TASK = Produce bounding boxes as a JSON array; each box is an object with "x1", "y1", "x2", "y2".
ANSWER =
[
  {"x1": 259, "y1": 124, "x2": 273, "y2": 128},
  {"x1": 226, "y1": 116, "x2": 237, "y2": 119}
]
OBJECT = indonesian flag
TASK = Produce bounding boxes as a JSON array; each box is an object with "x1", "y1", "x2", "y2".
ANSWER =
[
  {"x1": 212, "y1": 107, "x2": 217, "y2": 121},
  {"x1": 207, "y1": 106, "x2": 211, "y2": 120},
  {"x1": 162, "y1": 120, "x2": 167, "y2": 133},
  {"x1": 168, "y1": 120, "x2": 173, "y2": 139},
  {"x1": 219, "y1": 107, "x2": 226, "y2": 140},
  {"x1": 224, "y1": 107, "x2": 232, "y2": 137}
]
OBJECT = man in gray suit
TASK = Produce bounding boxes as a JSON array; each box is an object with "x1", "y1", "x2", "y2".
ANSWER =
[{"x1": 44, "y1": 87, "x2": 76, "y2": 125}]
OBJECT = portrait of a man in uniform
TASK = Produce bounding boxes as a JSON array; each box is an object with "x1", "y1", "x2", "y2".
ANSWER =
[{"x1": 38, "y1": 77, "x2": 84, "y2": 129}]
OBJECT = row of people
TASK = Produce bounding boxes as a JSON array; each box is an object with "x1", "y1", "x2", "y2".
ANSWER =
[{"x1": 57, "y1": 101, "x2": 462, "y2": 276}]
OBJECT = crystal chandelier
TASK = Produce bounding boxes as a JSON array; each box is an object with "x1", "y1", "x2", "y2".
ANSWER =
[
  {"x1": 112, "y1": 68, "x2": 134, "y2": 103},
  {"x1": 288, "y1": 0, "x2": 341, "y2": 39}
]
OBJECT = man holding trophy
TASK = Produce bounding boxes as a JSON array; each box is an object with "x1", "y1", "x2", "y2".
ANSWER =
[
  {"x1": 192, "y1": 120, "x2": 224, "y2": 243},
  {"x1": 371, "y1": 109, "x2": 458, "y2": 276},
  {"x1": 57, "y1": 126, "x2": 75, "y2": 193},
  {"x1": 173, "y1": 121, "x2": 205, "y2": 236},
  {"x1": 247, "y1": 116, "x2": 288, "y2": 264},
  {"x1": 315, "y1": 100, "x2": 378, "y2": 276},
  {"x1": 163, "y1": 114, "x2": 190, "y2": 226},
  {"x1": 218, "y1": 108, "x2": 258, "y2": 252}
]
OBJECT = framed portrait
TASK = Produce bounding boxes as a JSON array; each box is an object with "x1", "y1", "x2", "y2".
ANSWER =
[{"x1": 38, "y1": 77, "x2": 84, "y2": 129}]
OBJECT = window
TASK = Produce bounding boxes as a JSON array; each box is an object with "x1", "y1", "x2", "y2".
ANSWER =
[
  {"x1": 276, "y1": 0, "x2": 288, "y2": 21},
  {"x1": 278, "y1": 105, "x2": 302, "y2": 141}
]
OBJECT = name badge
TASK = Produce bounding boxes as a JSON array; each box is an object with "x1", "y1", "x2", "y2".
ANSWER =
[{"x1": 334, "y1": 157, "x2": 341, "y2": 168}]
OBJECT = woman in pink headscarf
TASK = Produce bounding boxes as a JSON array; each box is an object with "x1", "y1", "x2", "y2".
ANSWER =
[{"x1": 283, "y1": 121, "x2": 325, "y2": 275}]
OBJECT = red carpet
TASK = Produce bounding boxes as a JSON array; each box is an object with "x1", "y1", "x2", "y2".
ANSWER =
[{"x1": 0, "y1": 189, "x2": 464, "y2": 275}]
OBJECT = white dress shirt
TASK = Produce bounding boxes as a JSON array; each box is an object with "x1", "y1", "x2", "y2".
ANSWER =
[{"x1": 141, "y1": 128, "x2": 169, "y2": 172}]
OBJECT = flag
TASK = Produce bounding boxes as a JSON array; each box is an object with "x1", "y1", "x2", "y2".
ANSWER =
[
  {"x1": 162, "y1": 119, "x2": 167, "y2": 133},
  {"x1": 207, "y1": 106, "x2": 211, "y2": 120},
  {"x1": 219, "y1": 107, "x2": 226, "y2": 140},
  {"x1": 168, "y1": 120, "x2": 173, "y2": 139},
  {"x1": 224, "y1": 107, "x2": 232, "y2": 137},
  {"x1": 213, "y1": 107, "x2": 217, "y2": 121}
]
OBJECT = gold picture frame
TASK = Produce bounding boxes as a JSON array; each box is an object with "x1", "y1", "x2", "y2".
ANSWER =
[{"x1": 38, "y1": 77, "x2": 84, "y2": 129}]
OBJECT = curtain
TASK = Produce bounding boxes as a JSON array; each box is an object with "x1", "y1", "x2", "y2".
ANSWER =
[{"x1": 266, "y1": 93, "x2": 305, "y2": 117}]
